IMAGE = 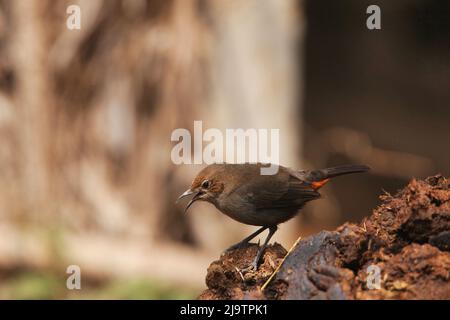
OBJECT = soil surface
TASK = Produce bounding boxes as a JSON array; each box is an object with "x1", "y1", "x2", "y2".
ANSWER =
[{"x1": 198, "y1": 175, "x2": 450, "y2": 300}]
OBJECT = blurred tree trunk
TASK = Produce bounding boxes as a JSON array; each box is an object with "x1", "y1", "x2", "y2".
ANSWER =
[
  {"x1": 189, "y1": 0, "x2": 304, "y2": 248},
  {"x1": 11, "y1": 0, "x2": 52, "y2": 217}
]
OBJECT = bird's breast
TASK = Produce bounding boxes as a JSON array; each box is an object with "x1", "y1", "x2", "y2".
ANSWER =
[{"x1": 214, "y1": 199, "x2": 300, "y2": 227}]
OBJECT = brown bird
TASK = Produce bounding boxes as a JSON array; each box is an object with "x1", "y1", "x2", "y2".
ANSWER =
[{"x1": 178, "y1": 163, "x2": 370, "y2": 270}]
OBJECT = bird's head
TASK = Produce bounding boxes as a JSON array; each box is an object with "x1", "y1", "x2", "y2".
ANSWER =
[{"x1": 177, "y1": 164, "x2": 226, "y2": 213}]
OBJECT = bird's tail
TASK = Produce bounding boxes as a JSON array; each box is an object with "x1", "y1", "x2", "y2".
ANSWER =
[{"x1": 303, "y1": 164, "x2": 370, "y2": 189}]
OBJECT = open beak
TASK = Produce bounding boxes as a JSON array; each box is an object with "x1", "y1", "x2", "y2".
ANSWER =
[
  {"x1": 177, "y1": 189, "x2": 201, "y2": 214},
  {"x1": 177, "y1": 189, "x2": 194, "y2": 202}
]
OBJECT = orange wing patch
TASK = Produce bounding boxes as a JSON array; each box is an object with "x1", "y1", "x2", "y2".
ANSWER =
[{"x1": 311, "y1": 178, "x2": 330, "y2": 190}]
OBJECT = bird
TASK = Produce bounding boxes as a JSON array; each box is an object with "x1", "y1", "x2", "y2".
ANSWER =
[{"x1": 177, "y1": 163, "x2": 370, "y2": 270}]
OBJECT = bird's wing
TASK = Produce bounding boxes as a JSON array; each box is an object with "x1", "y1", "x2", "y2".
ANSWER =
[
  {"x1": 228, "y1": 168, "x2": 320, "y2": 210},
  {"x1": 255, "y1": 175, "x2": 320, "y2": 209}
]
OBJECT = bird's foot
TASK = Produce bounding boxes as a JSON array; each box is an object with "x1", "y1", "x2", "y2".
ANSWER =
[{"x1": 240, "y1": 256, "x2": 260, "y2": 273}]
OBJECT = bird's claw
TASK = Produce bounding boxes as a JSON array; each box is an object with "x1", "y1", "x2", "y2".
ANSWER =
[{"x1": 240, "y1": 257, "x2": 260, "y2": 273}]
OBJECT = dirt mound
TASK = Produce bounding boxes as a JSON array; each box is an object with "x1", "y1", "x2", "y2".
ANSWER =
[
  {"x1": 198, "y1": 243, "x2": 287, "y2": 300},
  {"x1": 199, "y1": 175, "x2": 450, "y2": 300}
]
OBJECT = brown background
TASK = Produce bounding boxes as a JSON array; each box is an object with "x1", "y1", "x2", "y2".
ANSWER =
[{"x1": 0, "y1": 0, "x2": 448, "y2": 298}]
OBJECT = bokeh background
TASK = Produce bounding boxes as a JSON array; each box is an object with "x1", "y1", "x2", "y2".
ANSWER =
[{"x1": 0, "y1": 0, "x2": 448, "y2": 299}]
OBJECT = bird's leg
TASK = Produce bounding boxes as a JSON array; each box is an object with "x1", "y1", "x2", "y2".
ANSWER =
[
  {"x1": 247, "y1": 226, "x2": 277, "y2": 271},
  {"x1": 222, "y1": 226, "x2": 267, "y2": 254}
]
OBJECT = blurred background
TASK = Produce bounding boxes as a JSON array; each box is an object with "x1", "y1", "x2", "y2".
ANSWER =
[{"x1": 0, "y1": 0, "x2": 448, "y2": 299}]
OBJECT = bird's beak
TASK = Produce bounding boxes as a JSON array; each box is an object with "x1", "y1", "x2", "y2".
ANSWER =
[
  {"x1": 177, "y1": 189, "x2": 195, "y2": 202},
  {"x1": 177, "y1": 189, "x2": 201, "y2": 214}
]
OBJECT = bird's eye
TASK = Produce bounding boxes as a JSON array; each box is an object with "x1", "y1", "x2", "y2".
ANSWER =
[{"x1": 201, "y1": 180, "x2": 210, "y2": 189}]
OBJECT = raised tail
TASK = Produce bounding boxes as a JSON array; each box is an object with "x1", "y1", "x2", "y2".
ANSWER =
[
  {"x1": 317, "y1": 164, "x2": 370, "y2": 179},
  {"x1": 302, "y1": 164, "x2": 370, "y2": 189}
]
